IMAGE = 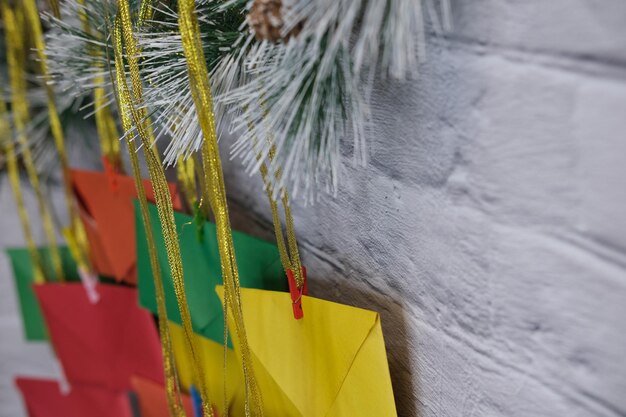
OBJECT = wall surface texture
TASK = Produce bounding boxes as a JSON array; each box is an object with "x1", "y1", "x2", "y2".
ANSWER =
[{"x1": 2, "y1": 1, "x2": 626, "y2": 416}]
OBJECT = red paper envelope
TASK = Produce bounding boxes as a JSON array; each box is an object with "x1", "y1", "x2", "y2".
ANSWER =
[
  {"x1": 131, "y1": 376, "x2": 195, "y2": 417},
  {"x1": 71, "y1": 169, "x2": 182, "y2": 284},
  {"x1": 35, "y1": 283, "x2": 164, "y2": 391},
  {"x1": 16, "y1": 377, "x2": 133, "y2": 417}
]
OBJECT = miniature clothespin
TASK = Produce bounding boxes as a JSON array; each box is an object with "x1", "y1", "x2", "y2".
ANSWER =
[
  {"x1": 190, "y1": 385, "x2": 202, "y2": 417},
  {"x1": 287, "y1": 266, "x2": 308, "y2": 320},
  {"x1": 63, "y1": 228, "x2": 99, "y2": 304},
  {"x1": 102, "y1": 156, "x2": 120, "y2": 193},
  {"x1": 190, "y1": 385, "x2": 219, "y2": 417},
  {"x1": 77, "y1": 267, "x2": 100, "y2": 304},
  {"x1": 192, "y1": 201, "x2": 206, "y2": 242}
]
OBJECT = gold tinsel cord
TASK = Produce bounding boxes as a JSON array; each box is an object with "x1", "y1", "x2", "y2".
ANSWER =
[
  {"x1": 178, "y1": 0, "x2": 263, "y2": 414},
  {"x1": 113, "y1": 0, "x2": 208, "y2": 416},
  {"x1": 23, "y1": 0, "x2": 92, "y2": 274},
  {"x1": 2, "y1": 1, "x2": 62, "y2": 283}
]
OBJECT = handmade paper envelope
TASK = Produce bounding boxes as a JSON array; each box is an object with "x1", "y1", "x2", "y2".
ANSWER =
[
  {"x1": 136, "y1": 202, "x2": 287, "y2": 345},
  {"x1": 131, "y1": 375, "x2": 195, "y2": 417},
  {"x1": 35, "y1": 283, "x2": 164, "y2": 391},
  {"x1": 6, "y1": 246, "x2": 80, "y2": 341},
  {"x1": 71, "y1": 169, "x2": 182, "y2": 284},
  {"x1": 168, "y1": 322, "x2": 245, "y2": 416},
  {"x1": 16, "y1": 377, "x2": 133, "y2": 417},
  {"x1": 217, "y1": 287, "x2": 399, "y2": 417}
]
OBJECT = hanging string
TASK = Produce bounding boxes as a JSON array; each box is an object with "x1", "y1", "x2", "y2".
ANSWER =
[
  {"x1": 113, "y1": 1, "x2": 213, "y2": 416},
  {"x1": 176, "y1": 156, "x2": 198, "y2": 212},
  {"x1": 257, "y1": 144, "x2": 305, "y2": 289},
  {"x1": 112, "y1": 16, "x2": 186, "y2": 417},
  {"x1": 22, "y1": 0, "x2": 92, "y2": 275},
  {"x1": 138, "y1": 0, "x2": 154, "y2": 25},
  {"x1": 47, "y1": 0, "x2": 61, "y2": 19},
  {"x1": 2, "y1": 1, "x2": 63, "y2": 283},
  {"x1": 177, "y1": 0, "x2": 263, "y2": 415},
  {"x1": 0, "y1": 82, "x2": 46, "y2": 284},
  {"x1": 76, "y1": 0, "x2": 123, "y2": 173}
]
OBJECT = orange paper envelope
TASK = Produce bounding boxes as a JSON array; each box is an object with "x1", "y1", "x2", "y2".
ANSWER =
[
  {"x1": 35, "y1": 283, "x2": 164, "y2": 391},
  {"x1": 131, "y1": 376, "x2": 195, "y2": 417},
  {"x1": 71, "y1": 169, "x2": 182, "y2": 284},
  {"x1": 16, "y1": 377, "x2": 133, "y2": 417}
]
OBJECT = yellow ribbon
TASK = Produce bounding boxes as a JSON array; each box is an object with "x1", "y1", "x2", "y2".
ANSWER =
[
  {"x1": 22, "y1": 0, "x2": 92, "y2": 274},
  {"x1": 177, "y1": 1, "x2": 263, "y2": 415},
  {"x1": 112, "y1": 1, "x2": 213, "y2": 416},
  {"x1": 2, "y1": 1, "x2": 62, "y2": 283}
]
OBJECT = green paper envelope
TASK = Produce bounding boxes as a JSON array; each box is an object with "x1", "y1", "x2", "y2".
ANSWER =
[
  {"x1": 136, "y1": 202, "x2": 287, "y2": 346},
  {"x1": 6, "y1": 246, "x2": 80, "y2": 340}
]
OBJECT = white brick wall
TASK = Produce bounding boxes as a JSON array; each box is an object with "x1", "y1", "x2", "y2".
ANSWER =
[
  {"x1": 221, "y1": 2, "x2": 626, "y2": 415},
  {"x1": 1, "y1": 2, "x2": 626, "y2": 416}
]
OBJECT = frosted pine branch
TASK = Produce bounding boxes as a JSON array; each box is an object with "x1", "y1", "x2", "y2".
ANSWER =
[{"x1": 220, "y1": 0, "x2": 450, "y2": 202}]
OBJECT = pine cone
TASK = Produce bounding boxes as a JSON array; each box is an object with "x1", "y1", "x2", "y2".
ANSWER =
[{"x1": 248, "y1": 0, "x2": 301, "y2": 42}]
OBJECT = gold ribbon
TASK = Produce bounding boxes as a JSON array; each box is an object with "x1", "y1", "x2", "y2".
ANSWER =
[
  {"x1": 138, "y1": 0, "x2": 154, "y2": 25},
  {"x1": 0, "y1": 74, "x2": 46, "y2": 284},
  {"x1": 112, "y1": 1, "x2": 211, "y2": 416},
  {"x1": 76, "y1": 0, "x2": 123, "y2": 172},
  {"x1": 112, "y1": 17, "x2": 186, "y2": 417},
  {"x1": 22, "y1": 0, "x2": 92, "y2": 274},
  {"x1": 244, "y1": 104, "x2": 304, "y2": 289},
  {"x1": 47, "y1": 0, "x2": 60, "y2": 19},
  {"x1": 260, "y1": 166, "x2": 304, "y2": 286},
  {"x1": 176, "y1": 156, "x2": 198, "y2": 211},
  {"x1": 256, "y1": 141, "x2": 304, "y2": 289},
  {"x1": 2, "y1": 1, "x2": 62, "y2": 283},
  {"x1": 177, "y1": 1, "x2": 263, "y2": 415}
]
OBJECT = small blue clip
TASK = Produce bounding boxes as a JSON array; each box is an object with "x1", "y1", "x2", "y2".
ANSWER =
[{"x1": 190, "y1": 385, "x2": 203, "y2": 417}]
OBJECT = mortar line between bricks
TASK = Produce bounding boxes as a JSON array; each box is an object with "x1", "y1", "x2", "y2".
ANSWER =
[
  {"x1": 229, "y1": 193, "x2": 411, "y2": 307},
  {"x1": 434, "y1": 35, "x2": 626, "y2": 82},
  {"x1": 293, "y1": 229, "x2": 625, "y2": 417},
  {"x1": 489, "y1": 220, "x2": 626, "y2": 279},
  {"x1": 402, "y1": 304, "x2": 626, "y2": 417},
  {"x1": 228, "y1": 195, "x2": 626, "y2": 416},
  {"x1": 364, "y1": 157, "x2": 626, "y2": 275},
  {"x1": 292, "y1": 235, "x2": 626, "y2": 417}
]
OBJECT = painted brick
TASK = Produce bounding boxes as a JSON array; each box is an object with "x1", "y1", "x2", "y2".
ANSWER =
[{"x1": 2, "y1": 2, "x2": 626, "y2": 417}]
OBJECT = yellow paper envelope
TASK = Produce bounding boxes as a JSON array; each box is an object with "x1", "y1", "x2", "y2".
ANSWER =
[
  {"x1": 169, "y1": 322, "x2": 245, "y2": 416},
  {"x1": 216, "y1": 286, "x2": 398, "y2": 417}
]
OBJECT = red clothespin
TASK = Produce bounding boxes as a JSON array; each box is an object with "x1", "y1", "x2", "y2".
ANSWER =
[
  {"x1": 287, "y1": 266, "x2": 308, "y2": 320},
  {"x1": 102, "y1": 156, "x2": 119, "y2": 193}
]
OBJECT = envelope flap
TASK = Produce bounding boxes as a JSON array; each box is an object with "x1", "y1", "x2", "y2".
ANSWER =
[
  {"x1": 71, "y1": 170, "x2": 138, "y2": 280},
  {"x1": 7, "y1": 246, "x2": 80, "y2": 283},
  {"x1": 137, "y1": 203, "x2": 287, "y2": 346},
  {"x1": 35, "y1": 283, "x2": 163, "y2": 391},
  {"x1": 6, "y1": 246, "x2": 80, "y2": 340},
  {"x1": 72, "y1": 170, "x2": 181, "y2": 282},
  {"x1": 131, "y1": 376, "x2": 195, "y2": 417},
  {"x1": 16, "y1": 377, "x2": 133, "y2": 417},
  {"x1": 217, "y1": 286, "x2": 378, "y2": 417},
  {"x1": 136, "y1": 203, "x2": 216, "y2": 332},
  {"x1": 35, "y1": 284, "x2": 118, "y2": 385},
  {"x1": 168, "y1": 322, "x2": 246, "y2": 416},
  {"x1": 325, "y1": 315, "x2": 398, "y2": 417}
]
